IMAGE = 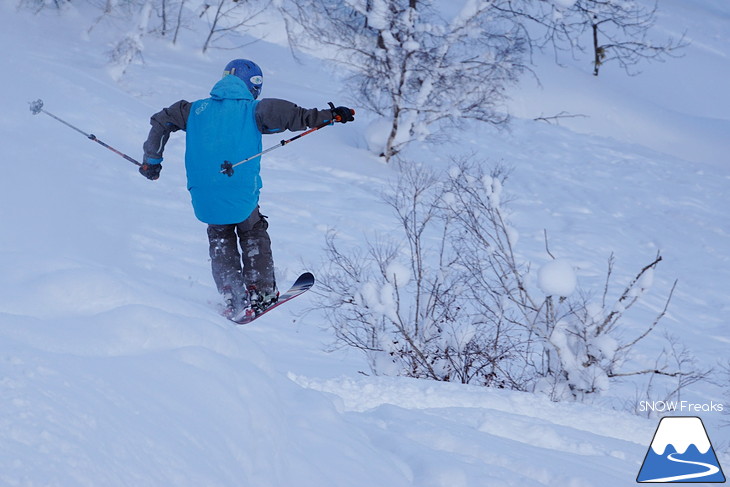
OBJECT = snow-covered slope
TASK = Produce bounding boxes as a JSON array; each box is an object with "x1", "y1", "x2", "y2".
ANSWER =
[{"x1": 1, "y1": 1, "x2": 728, "y2": 486}]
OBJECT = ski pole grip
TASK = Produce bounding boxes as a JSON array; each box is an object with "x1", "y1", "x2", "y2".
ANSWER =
[
  {"x1": 334, "y1": 109, "x2": 356, "y2": 123},
  {"x1": 328, "y1": 102, "x2": 356, "y2": 123}
]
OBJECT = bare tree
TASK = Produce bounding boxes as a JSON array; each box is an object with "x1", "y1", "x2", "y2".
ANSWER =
[
  {"x1": 154, "y1": 0, "x2": 190, "y2": 44},
  {"x1": 18, "y1": 0, "x2": 70, "y2": 13},
  {"x1": 538, "y1": 0, "x2": 687, "y2": 76},
  {"x1": 87, "y1": 0, "x2": 119, "y2": 35},
  {"x1": 156, "y1": 0, "x2": 185, "y2": 39},
  {"x1": 171, "y1": 0, "x2": 187, "y2": 44},
  {"x1": 199, "y1": 0, "x2": 270, "y2": 53},
  {"x1": 282, "y1": 0, "x2": 527, "y2": 160}
]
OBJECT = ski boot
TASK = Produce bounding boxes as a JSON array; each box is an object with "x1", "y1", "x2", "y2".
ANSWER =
[
  {"x1": 247, "y1": 285, "x2": 280, "y2": 315},
  {"x1": 222, "y1": 288, "x2": 255, "y2": 322}
]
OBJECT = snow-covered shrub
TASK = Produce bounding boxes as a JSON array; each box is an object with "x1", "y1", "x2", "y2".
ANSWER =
[
  {"x1": 443, "y1": 158, "x2": 694, "y2": 401},
  {"x1": 318, "y1": 161, "x2": 519, "y2": 386},
  {"x1": 91, "y1": 0, "x2": 268, "y2": 77},
  {"x1": 318, "y1": 156, "x2": 698, "y2": 402},
  {"x1": 107, "y1": 0, "x2": 153, "y2": 80},
  {"x1": 282, "y1": 0, "x2": 525, "y2": 160}
]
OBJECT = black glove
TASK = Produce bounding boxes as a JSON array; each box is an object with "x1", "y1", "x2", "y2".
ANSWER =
[
  {"x1": 139, "y1": 159, "x2": 162, "y2": 180},
  {"x1": 328, "y1": 102, "x2": 355, "y2": 123}
]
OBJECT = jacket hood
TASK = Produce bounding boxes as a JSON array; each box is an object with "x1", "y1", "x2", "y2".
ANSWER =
[{"x1": 210, "y1": 75, "x2": 255, "y2": 101}]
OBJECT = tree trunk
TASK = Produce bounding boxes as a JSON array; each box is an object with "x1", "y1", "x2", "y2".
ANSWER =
[{"x1": 592, "y1": 18, "x2": 600, "y2": 76}]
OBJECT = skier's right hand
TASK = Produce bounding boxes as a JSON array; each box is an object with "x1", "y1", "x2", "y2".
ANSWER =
[{"x1": 139, "y1": 158, "x2": 162, "y2": 180}]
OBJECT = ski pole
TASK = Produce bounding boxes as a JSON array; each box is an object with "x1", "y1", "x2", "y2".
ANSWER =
[
  {"x1": 28, "y1": 99, "x2": 141, "y2": 167},
  {"x1": 220, "y1": 103, "x2": 355, "y2": 177}
]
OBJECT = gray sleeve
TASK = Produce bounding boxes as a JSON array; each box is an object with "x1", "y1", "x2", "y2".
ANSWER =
[
  {"x1": 142, "y1": 100, "x2": 191, "y2": 161},
  {"x1": 255, "y1": 98, "x2": 333, "y2": 134}
]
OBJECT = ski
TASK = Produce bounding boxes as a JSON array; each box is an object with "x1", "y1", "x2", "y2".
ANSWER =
[{"x1": 230, "y1": 272, "x2": 315, "y2": 325}]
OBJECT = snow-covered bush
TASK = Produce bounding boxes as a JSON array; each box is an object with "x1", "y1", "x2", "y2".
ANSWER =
[
  {"x1": 318, "y1": 157, "x2": 698, "y2": 401},
  {"x1": 318, "y1": 161, "x2": 518, "y2": 386},
  {"x1": 282, "y1": 0, "x2": 525, "y2": 160},
  {"x1": 106, "y1": 0, "x2": 153, "y2": 80},
  {"x1": 74, "y1": 0, "x2": 269, "y2": 77}
]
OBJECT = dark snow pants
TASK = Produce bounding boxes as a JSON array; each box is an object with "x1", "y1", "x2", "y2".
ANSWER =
[{"x1": 207, "y1": 207, "x2": 276, "y2": 297}]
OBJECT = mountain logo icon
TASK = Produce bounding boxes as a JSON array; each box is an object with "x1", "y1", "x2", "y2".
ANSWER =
[{"x1": 637, "y1": 416, "x2": 726, "y2": 483}]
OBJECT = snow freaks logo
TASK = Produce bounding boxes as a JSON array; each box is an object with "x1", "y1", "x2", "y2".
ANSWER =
[
  {"x1": 638, "y1": 400, "x2": 724, "y2": 413},
  {"x1": 636, "y1": 416, "x2": 726, "y2": 483}
]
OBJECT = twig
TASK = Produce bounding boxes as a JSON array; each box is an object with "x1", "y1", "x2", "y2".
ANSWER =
[{"x1": 534, "y1": 111, "x2": 588, "y2": 125}]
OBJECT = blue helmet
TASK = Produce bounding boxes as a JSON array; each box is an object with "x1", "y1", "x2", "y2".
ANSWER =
[{"x1": 223, "y1": 59, "x2": 263, "y2": 99}]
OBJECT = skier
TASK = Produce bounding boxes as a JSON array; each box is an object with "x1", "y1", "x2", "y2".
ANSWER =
[{"x1": 139, "y1": 58, "x2": 354, "y2": 319}]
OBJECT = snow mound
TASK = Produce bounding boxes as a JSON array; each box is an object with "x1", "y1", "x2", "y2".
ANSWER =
[{"x1": 537, "y1": 259, "x2": 577, "y2": 297}]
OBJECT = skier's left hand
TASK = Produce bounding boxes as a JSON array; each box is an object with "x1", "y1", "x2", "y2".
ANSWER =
[{"x1": 329, "y1": 103, "x2": 355, "y2": 123}]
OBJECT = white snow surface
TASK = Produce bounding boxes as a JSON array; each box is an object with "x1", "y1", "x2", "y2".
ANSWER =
[{"x1": 1, "y1": 1, "x2": 729, "y2": 486}]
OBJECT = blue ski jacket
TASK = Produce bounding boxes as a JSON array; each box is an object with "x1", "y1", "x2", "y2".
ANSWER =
[
  {"x1": 142, "y1": 76, "x2": 334, "y2": 225},
  {"x1": 186, "y1": 75, "x2": 261, "y2": 224}
]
